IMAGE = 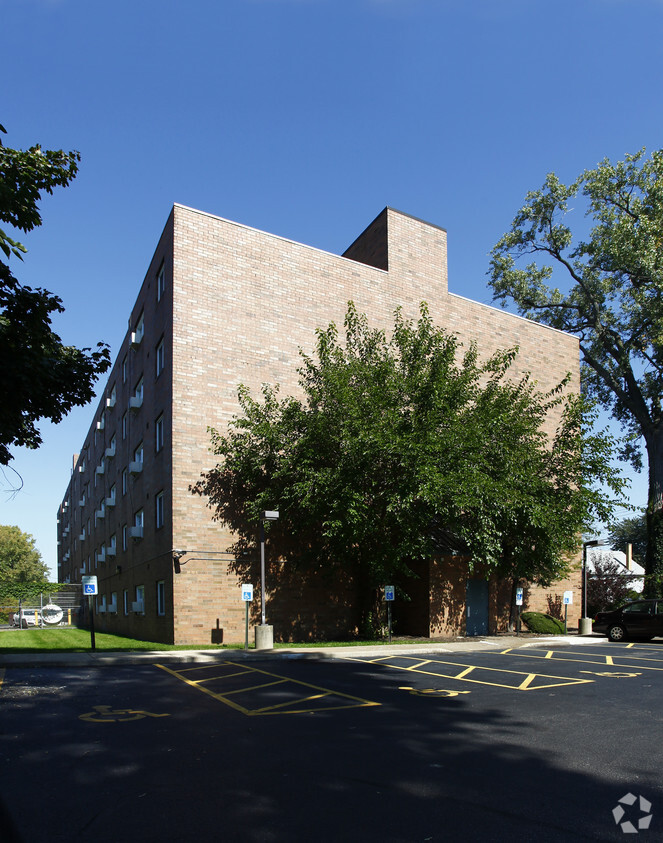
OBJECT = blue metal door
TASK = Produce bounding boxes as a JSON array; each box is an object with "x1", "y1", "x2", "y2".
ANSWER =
[{"x1": 466, "y1": 579, "x2": 489, "y2": 636}]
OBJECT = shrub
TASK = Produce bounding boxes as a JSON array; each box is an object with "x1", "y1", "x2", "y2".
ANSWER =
[{"x1": 521, "y1": 611, "x2": 566, "y2": 635}]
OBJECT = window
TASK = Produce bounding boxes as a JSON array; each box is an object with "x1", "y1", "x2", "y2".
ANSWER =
[
  {"x1": 157, "y1": 264, "x2": 165, "y2": 302},
  {"x1": 156, "y1": 491, "x2": 164, "y2": 529},
  {"x1": 135, "y1": 509, "x2": 144, "y2": 529},
  {"x1": 110, "y1": 591, "x2": 117, "y2": 613},
  {"x1": 135, "y1": 584, "x2": 145, "y2": 614},
  {"x1": 156, "y1": 338, "x2": 165, "y2": 378},
  {"x1": 122, "y1": 524, "x2": 128, "y2": 552},
  {"x1": 155, "y1": 414, "x2": 164, "y2": 453},
  {"x1": 157, "y1": 580, "x2": 165, "y2": 616},
  {"x1": 123, "y1": 589, "x2": 129, "y2": 615},
  {"x1": 134, "y1": 377, "x2": 144, "y2": 403},
  {"x1": 131, "y1": 312, "x2": 144, "y2": 348},
  {"x1": 122, "y1": 411, "x2": 128, "y2": 440},
  {"x1": 133, "y1": 441, "x2": 144, "y2": 464},
  {"x1": 122, "y1": 468, "x2": 128, "y2": 495},
  {"x1": 122, "y1": 354, "x2": 128, "y2": 384}
]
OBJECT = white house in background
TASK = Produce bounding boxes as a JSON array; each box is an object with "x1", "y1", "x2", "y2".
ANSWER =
[{"x1": 587, "y1": 548, "x2": 645, "y2": 593}]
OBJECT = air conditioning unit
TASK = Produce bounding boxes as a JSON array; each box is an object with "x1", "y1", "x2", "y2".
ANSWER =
[
  {"x1": 131, "y1": 601, "x2": 144, "y2": 614},
  {"x1": 95, "y1": 462, "x2": 105, "y2": 476},
  {"x1": 63, "y1": 551, "x2": 70, "y2": 561},
  {"x1": 96, "y1": 417, "x2": 105, "y2": 431},
  {"x1": 106, "y1": 395, "x2": 116, "y2": 409},
  {"x1": 63, "y1": 525, "x2": 70, "y2": 535},
  {"x1": 78, "y1": 497, "x2": 85, "y2": 507},
  {"x1": 129, "y1": 526, "x2": 143, "y2": 540},
  {"x1": 105, "y1": 493, "x2": 116, "y2": 507},
  {"x1": 131, "y1": 326, "x2": 144, "y2": 348},
  {"x1": 107, "y1": 602, "x2": 118, "y2": 614},
  {"x1": 128, "y1": 460, "x2": 143, "y2": 475},
  {"x1": 97, "y1": 605, "x2": 106, "y2": 614},
  {"x1": 78, "y1": 463, "x2": 86, "y2": 473},
  {"x1": 96, "y1": 549, "x2": 106, "y2": 563},
  {"x1": 95, "y1": 505, "x2": 105, "y2": 519},
  {"x1": 128, "y1": 395, "x2": 143, "y2": 412},
  {"x1": 105, "y1": 445, "x2": 116, "y2": 459},
  {"x1": 79, "y1": 532, "x2": 86, "y2": 541},
  {"x1": 106, "y1": 545, "x2": 117, "y2": 557}
]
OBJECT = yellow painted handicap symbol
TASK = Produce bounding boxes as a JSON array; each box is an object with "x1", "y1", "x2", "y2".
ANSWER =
[
  {"x1": 399, "y1": 686, "x2": 471, "y2": 698},
  {"x1": 579, "y1": 671, "x2": 641, "y2": 679},
  {"x1": 79, "y1": 704, "x2": 170, "y2": 722}
]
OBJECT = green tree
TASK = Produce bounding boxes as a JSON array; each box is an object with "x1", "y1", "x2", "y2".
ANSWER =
[
  {"x1": 194, "y1": 304, "x2": 623, "y2": 622},
  {"x1": 0, "y1": 124, "x2": 110, "y2": 466},
  {"x1": 608, "y1": 512, "x2": 648, "y2": 563},
  {"x1": 489, "y1": 148, "x2": 663, "y2": 596},
  {"x1": 0, "y1": 524, "x2": 49, "y2": 586}
]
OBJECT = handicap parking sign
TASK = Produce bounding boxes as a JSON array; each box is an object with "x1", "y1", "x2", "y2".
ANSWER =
[
  {"x1": 82, "y1": 575, "x2": 98, "y2": 596},
  {"x1": 241, "y1": 584, "x2": 253, "y2": 602}
]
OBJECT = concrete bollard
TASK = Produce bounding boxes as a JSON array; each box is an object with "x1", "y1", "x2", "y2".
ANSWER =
[{"x1": 255, "y1": 624, "x2": 274, "y2": 650}]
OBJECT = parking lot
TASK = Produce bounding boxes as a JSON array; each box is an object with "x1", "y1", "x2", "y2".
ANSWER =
[{"x1": 1, "y1": 640, "x2": 661, "y2": 841}]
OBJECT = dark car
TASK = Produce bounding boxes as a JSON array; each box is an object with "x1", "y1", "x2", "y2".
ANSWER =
[{"x1": 594, "y1": 599, "x2": 663, "y2": 642}]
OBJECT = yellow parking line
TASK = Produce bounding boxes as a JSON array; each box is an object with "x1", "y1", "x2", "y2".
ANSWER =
[
  {"x1": 499, "y1": 650, "x2": 663, "y2": 672},
  {"x1": 222, "y1": 678, "x2": 289, "y2": 697},
  {"x1": 347, "y1": 656, "x2": 592, "y2": 691},
  {"x1": 455, "y1": 666, "x2": 477, "y2": 679},
  {"x1": 157, "y1": 661, "x2": 379, "y2": 716}
]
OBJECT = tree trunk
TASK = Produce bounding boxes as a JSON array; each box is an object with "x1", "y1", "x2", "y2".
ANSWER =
[{"x1": 644, "y1": 427, "x2": 663, "y2": 597}]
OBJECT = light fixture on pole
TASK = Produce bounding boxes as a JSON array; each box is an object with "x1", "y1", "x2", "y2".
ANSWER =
[
  {"x1": 259, "y1": 510, "x2": 279, "y2": 636},
  {"x1": 581, "y1": 538, "x2": 605, "y2": 634}
]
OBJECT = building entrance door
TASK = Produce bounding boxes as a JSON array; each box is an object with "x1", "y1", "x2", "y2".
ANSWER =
[{"x1": 466, "y1": 579, "x2": 489, "y2": 636}]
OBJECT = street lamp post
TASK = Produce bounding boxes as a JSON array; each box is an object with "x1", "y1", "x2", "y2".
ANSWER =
[
  {"x1": 257, "y1": 510, "x2": 279, "y2": 650},
  {"x1": 581, "y1": 538, "x2": 605, "y2": 634}
]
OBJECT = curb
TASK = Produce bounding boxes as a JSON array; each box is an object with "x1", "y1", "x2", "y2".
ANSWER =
[{"x1": 0, "y1": 633, "x2": 606, "y2": 669}]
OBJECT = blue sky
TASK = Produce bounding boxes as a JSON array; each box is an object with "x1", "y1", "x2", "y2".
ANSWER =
[{"x1": 2, "y1": 0, "x2": 661, "y2": 577}]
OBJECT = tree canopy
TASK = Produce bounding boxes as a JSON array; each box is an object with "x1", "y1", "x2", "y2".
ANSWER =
[
  {"x1": 194, "y1": 303, "x2": 623, "y2": 613},
  {"x1": 0, "y1": 124, "x2": 110, "y2": 466},
  {"x1": 608, "y1": 512, "x2": 648, "y2": 564},
  {"x1": 0, "y1": 524, "x2": 49, "y2": 586},
  {"x1": 489, "y1": 148, "x2": 663, "y2": 595}
]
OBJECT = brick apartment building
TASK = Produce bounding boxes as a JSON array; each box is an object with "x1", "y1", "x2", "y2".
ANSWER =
[{"x1": 56, "y1": 205, "x2": 582, "y2": 644}]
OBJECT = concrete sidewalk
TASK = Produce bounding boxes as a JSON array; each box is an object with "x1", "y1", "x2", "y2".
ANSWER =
[{"x1": 0, "y1": 632, "x2": 607, "y2": 669}]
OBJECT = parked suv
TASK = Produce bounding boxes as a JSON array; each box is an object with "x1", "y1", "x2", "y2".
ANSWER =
[{"x1": 594, "y1": 599, "x2": 663, "y2": 642}]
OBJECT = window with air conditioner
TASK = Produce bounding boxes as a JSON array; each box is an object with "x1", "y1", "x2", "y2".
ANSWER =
[
  {"x1": 132, "y1": 584, "x2": 145, "y2": 614},
  {"x1": 131, "y1": 312, "x2": 144, "y2": 348}
]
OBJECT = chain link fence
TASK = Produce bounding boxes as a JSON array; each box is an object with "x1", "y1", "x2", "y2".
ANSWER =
[{"x1": 2, "y1": 586, "x2": 84, "y2": 628}]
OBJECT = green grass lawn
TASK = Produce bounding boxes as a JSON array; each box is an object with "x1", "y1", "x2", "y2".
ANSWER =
[
  {"x1": 0, "y1": 627, "x2": 435, "y2": 653},
  {"x1": 0, "y1": 628, "x2": 221, "y2": 653}
]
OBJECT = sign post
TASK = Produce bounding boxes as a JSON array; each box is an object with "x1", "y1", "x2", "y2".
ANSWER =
[
  {"x1": 515, "y1": 587, "x2": 523, "y2": 635},
  {"x1": 82, "y1": 576, "x2": 98, "y2": 650},
  {"x1": 384, "y1": 586, "x2": 395, "y2": 644},
  {"x1": 563, "y1": 590, "x2": 573, "y2": 634},
  {"x1": 241, "y1": 584, "x2": 253, "y2": 651}
]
